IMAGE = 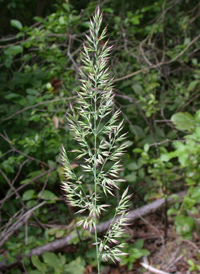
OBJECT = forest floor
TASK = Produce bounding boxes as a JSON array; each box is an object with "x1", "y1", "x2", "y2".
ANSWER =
[{"x1": 84, "y1": 212, "x2": 200, "y2": 274}]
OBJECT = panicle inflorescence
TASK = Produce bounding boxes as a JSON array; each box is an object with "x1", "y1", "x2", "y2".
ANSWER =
[{"x1": 61, "y1": 7, "x2": 130, "y2": 267}]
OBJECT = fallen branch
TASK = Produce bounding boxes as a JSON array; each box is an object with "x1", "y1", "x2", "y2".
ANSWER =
[
  {"x1": 0, "y1": 190, "x2": 186, "y2": 270},
  {"x1": 140, "y1": 262, "x2": 170, "y2": 274}
]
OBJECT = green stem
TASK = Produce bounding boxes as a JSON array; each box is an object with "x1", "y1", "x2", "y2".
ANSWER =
[
  {"x1": 94, "y1": 46, "x2": 100, "y2": 274},
  {"x1": 94, "y1": 118, "x2": 100, "y2": 273}
]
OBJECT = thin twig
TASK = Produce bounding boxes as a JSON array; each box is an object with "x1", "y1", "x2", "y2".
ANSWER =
[
  {"x1": 0, "y1": 202, "x2": 46, "y2": 248},
  {"x1": 0, "y1": 165, "x2": 60, "y2": 205},
  {"x1": 114, "y1": 33, "x2": 200, "y2": 82},
  {"x1": 0, "y1": 97, "x2": 76, "y2": 123}
]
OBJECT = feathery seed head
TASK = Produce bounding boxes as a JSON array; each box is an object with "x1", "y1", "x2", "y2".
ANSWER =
[{"x1": 61, "y1": 7, "x2": 130, "y2": 266}]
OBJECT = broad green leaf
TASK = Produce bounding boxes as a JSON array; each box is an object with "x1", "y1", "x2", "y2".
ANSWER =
[
  {"x1": 129, "y1": 15, "x2": 142, "y2": 25},
  {"x1": 22, "y1": 54, "x2": 31, "y2": 61},
  {"x1": 62, "y1": 3, "x2": 70, "y2": 11},
  {"x1": 171, "y1": 112, "x2": 195, "y2": 131},
  {"x1": 22, "y1": 189, "x2": 35, "y2": 201},
  {"x1": 144, "y1": 143, "x2": 149, "y2": 152},
  {"x1": 26, "y1": 88, "x2": 38, "y2": 95},
  {"x1": 187, "y1": 80, "x2": 199, "y2": 92},
  {"x1": 48, "y1": 227, "x2": 61, "y2": 235},
  {"x1": 132, "y1": 84, "x2": 143, "y2": 94},
  {"x1": 191, "y1": 187, "x2": 200, "y2": 203},
  {"x1": 22, "y1": 41, "x2": 31, "y2": 48},
  {"x1": 184, "y1": 196, "x2": 195, "y2": 207},
  {"x1": 173, "y1": 141, "x2": 185, "y2": 151},
  {"x1": 59, "y1": 16, "x2": 65, "y2": 25},
  {"x1": 65, "y1": 257, "x2": 85, "y2": 274},
  {"x1": 26, "y1": 200, "x2": 36, "y2": 208},
  {"x1": 130, "y1": 125, "x2": 145, "y2": 139},
  {"x1": 4, "y1": 55, "x2": 13, "y2": 68},
  {"x1": 19, "y1": 98, "x2": 27, "y2": 105},
  {"x1": 11, "y1": 19, "x2": 23, "y2": 30},
  {"x1": 125, "y1": 172, "x2": 137, "y2": 182},
  {"x1": 155, "y1": 126, "x2": 165, "y2": 138},
  {"x1": 188, "y1": 259, "x2": 195, "y2": 267},
  {"x1": 27, "y1": 235, "x2": 36, "y2": 245},
  {"x1": 133, "y1": 148, "x2": 143, "y2": 153},
  {"x1": 81, "y1": 22, "x2": 90, "y2": 28},
  {"x1": 38, "y1": 190, "x2": 58, "y2": 201},
  {"x1": 1, "y1": 162, "x2": 14, "y2": 173},
  {"x1": 31, "y1": 255, "x2": 46, "y2": 273},
  {"x1": 160, "y1": 151, "x2": 178, "y2": 162},
  {"x1": 195, "y1": 109, "x2": 200, "y2": 121},
  {"x1": 184, "y1": 37, "x2": 190, "y2": 45},
  {"x1": 138, "y1": 135, "x2": 154, "y2": 146},
  {"x1": 5, "y1": 93, "x2": 20, "y2": 100},
  {"x1": 129, "y1": 248, "x2": 143, "y2": 259},
  {"x1": 69, "y1": 230, "x2": 80, "y2": 245},
  {"x1": 185, "y1": 178, "x2": 196, "y2": 186},
  {"x1": 42, "y1": 252, "x2": 60, "y2": 269},
  {"x1": 4, "y1": 45, "x2": 23, "y2": 56},
  {"x1": 126, "y1": 162, "x2": 138, "y2": 171},
  {"x1": 138, "y1": 168, "x2": 145, "y2": 178},
  {"x1": 175, "y1": 215, "x2": 194, "y2": 236},
  {"x1": 133, "y1": 239, "x2": 144, "y2": 249},
  {"x1": 47, "y1": 160, "x2": 56, "y2": 168},
  {"x1": 28, "y1": 170, "x2": 44, "y2": 179},
  {"x1": 167, "y1": 208, "x2": 178, "y2": 215},
  {"x1": 102, "y1": 8, "x2": 113, "y2": 13},
  {"x1": 27, "y1": 95, "x2": 36, "y2": 103},
  {"x1": 55, "y1": 230, "x2": 65, "y2": 238},
  {"x1": 126, "y1": 141, "x2": 133, "y2": 147},
  {"x1": 140, "y1": 249, "x2": 150, "y2": 256},
  {"x1": 34, "y1": 16, "x2": 47, "y2": 24}
]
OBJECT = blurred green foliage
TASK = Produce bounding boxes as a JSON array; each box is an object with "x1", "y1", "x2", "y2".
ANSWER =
[{"x1": 1, "y1": 0, "x2": 200, "y2": 272}]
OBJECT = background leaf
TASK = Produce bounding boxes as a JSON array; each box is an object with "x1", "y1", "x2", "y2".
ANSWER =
[{"x1": 11, "y1": 19, "x2": 23, "y2": 30}]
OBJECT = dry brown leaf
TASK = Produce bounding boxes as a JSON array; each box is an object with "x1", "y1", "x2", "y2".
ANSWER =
[
  {"x1": 52, "y1": 116, "x2": 59, "y2": 129},
  {"x1": 110, "y1": 268, "x2": 120, "y2": 274},
  {"x1": 84, "y1": 264, "x2": 93, "y2": 274},
  {"x1": 101, "y1": 266, "x2": 110, "y2": 274}
]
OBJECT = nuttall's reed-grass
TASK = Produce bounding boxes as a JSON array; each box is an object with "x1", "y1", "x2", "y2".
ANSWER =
[{"x1": 61, "y1": 7, "x2": 131, "y2": 273}]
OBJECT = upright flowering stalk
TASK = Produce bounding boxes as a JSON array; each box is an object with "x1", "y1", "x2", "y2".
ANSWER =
[{"x1": 61, "y1": 7, "x2": 131, "y2": 273}]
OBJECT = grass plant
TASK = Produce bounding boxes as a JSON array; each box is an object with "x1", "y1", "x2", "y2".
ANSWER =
[{"x1": 61, "y1": 7, "x2": 131, "y2": 273}]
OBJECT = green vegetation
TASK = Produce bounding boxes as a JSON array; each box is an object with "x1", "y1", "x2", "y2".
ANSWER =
[{"x1": 1, "y1": 0, "x2": 200, "y2": 273}]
